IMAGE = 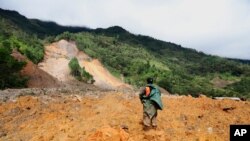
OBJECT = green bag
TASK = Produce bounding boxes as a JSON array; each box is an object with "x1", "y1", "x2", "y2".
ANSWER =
[
  {"x1": 148, "y1": 84, "x2": 163, "y2": 110},
  {"x1": 140, "y1": 84, "x2": 163, "y2": 110}
]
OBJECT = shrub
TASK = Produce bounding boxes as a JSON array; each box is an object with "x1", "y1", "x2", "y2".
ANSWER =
[
  {"x1": 68, "y1": 57, "x2": 94, "y2": 83},
  {"x1": 0, "y1": 46, "x2": 27, "y2": 89}
]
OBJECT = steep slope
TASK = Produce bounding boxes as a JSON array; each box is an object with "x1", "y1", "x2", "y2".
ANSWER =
[
  {"x1": 39, "y1": 40, "x2": 130, "y2": 89},
  {"x1": 1, "y1": 8, "x2": 250, "y2": 98},
  {"x1": 68, "y1": 30, "x2": 250, "y2": 98},
  {"x1": 80, "y1": 57, "x2": 130, "y2": 89},
  {"x1": 11, "y1": 49, "x2": 61, "y2": 88},
  {"x1": 38, "y1": 40, "x2": 76, "y2": 82}
]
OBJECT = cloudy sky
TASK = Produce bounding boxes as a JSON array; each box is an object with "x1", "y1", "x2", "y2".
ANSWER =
[{"x1": 1, "y1": 0, "x2": 250, "y2": 59}]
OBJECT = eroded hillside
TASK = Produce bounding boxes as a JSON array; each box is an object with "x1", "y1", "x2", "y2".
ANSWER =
[{"x1": 38, "y1": 40, "x2": 130, "y2": 90}]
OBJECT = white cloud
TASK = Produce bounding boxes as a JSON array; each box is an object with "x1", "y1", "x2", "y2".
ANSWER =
[{"x1": 0, "y1": 0, "x2": 250, "y2": 59}]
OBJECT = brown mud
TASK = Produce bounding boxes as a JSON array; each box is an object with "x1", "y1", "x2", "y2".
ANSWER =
[{"x1": 0, "y1": 91, "x2": 249, "y2": 141}]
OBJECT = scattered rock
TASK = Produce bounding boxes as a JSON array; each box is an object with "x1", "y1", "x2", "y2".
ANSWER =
[
  {"x1": 0, "y1": 131, "x2": 7, "y2": 138},
  {"x1": 187, "y1": 126, "x2": 195, "y2": 131},
  {"x1": 198, "y1": 115, "x2": 204, "y2": 119},
  {"x1": 214, "y1": 97, "x2": 241, "y2": 101},
  {"x1": 222, "y1": 107, "x2": 236, "y2": 112},
  {"x1": 0, "y1": 91, "x2": 249, "y2": 141},
  {"x1": 207, "y1": 127, "x2": 213, "y2": 134},
  {"x1": 179, "y1": 114, "x2": 188, "y2": 121},
  {"x1": 4, "y1": 107, "x2": 22, "y2": 116},
  {"x1": 74, "y1": 95, "x2": 82, "y2": 102},
  {"x1": 120, "y1": 124, "x2": 129, "y2": 132},
  {"x1": 198, "y1": 94, "x2": 207, "y2": 98},
  {"x1": 144, "y1": 130, "x2": 165, "y2": 141}
]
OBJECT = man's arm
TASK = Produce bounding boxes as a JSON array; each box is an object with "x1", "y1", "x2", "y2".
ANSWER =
[
  {"x1": 145, "y1": 86, "x2": 150, "y2": 96},
  {"x1": 139, "y1": 88, "x2": 146, "y2": 102},
  {"x1": 139, "y1": 86, "x2": 152, "y2": 103}
]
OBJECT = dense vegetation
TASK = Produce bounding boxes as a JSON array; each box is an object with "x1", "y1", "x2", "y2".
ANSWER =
[
  {"x1": 68, "y1": 57, "x2": 94, "y2": 83},
  {"x1": 0, "y1": 8, "x2": 89, "y2": 89},
  {"x1": 54, "y1": 30, "x2": 250, "y2": 99},
  {"x1": 0, "y1": 16, "x2": 44, "y2": 63},
  {"x1": 0, "y1": 8, "x2": 46, "y2": 89},
  {"x1": 1, "y1": 8, "x2": 250, "y2": 99},
  {"x1": 92, "y1": 26, "x2": 250, "y2": 98},
  {"x1": 55, "y1": 32, "x2": 168, "y2": 86},
  {"x1": 0, "y1": 45, "x2": 27, "y2": 89}
]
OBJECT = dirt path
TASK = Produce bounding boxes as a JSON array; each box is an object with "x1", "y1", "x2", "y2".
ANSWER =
[{"x1": 0, "y1": 93, "x2": 249, "y2": 141}]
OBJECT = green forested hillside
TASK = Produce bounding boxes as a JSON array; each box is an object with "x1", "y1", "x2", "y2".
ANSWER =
[
  {"x1": 0, "y1": 8, "x2": 42, "y2": 88},
  {"x1": 54, "y1": 31, "x2": 250, "y2": 98},
  {"x1": 1, "y1": 8, "x2": 250, "y2": 99},
  {"x1": 0, "y1": 8, "x2": 89, "y2": 88}
]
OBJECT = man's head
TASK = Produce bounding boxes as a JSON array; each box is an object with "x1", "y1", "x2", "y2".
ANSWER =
[{"x1": 147, "y1": 77, "x2": 153, "y2": 84}]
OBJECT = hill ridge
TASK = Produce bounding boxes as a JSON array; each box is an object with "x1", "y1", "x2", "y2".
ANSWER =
[{"x1": 1, "y1": 8, "x2": 250, "y2": 99}]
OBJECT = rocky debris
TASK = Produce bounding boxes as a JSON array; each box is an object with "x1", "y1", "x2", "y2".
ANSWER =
[
  {"x1": 0, "y1": 91, "x2": 249, "y2": 141},
  {"x1": 0, "y1": 131, "x2": 7, "y2": 138},
  {"x1": 198, "y1": 114, "x2": 204, "y2": 119},
  {"x1": 73, "y1": 95, "x2": 82, "y2": 102},
  {"x1": 120, "y1": 124, "x2": 129, "y2": 133},
  {"x1": 3, "y1": 107, "x2": 23, "y2": 116},
  {"x1": 222, "y1": 107, "x2": 236, "y2": 112},
  {"x1": 198, "y1": 94, "x2": 207, "y2": 98},
  {"x1": 0, "y1": 86, "x2": 100, "y2": 102},
  {"x1": 86, "y1": 126, "x2": 129, "y2": 141},
  {"x1": 143, "y1": 130, "x2": 166, "y2": 141},
  {"x1": 214, "y1": 97, "x2": 241, "y2": 101},
  {"x1": 207, "y1": 127, "x2": 213, "y2": 134},
  {"x1": 179, "y1": 114, "x2": 188, "y2": 121}
]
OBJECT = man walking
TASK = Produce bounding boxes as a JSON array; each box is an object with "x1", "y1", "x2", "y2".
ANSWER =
[{"x1": 139, "y1": 78, "x2": 163, "y2": 130}]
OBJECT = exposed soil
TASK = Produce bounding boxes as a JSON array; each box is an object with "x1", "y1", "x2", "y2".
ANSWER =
[
  {"x1": 11, "y1": 50, "x2": 61, "y2": 88},
  {"x1": 79, "y1": 58, "x2": 130, "y2": 90},
  {"x1": 39, "y1": 40, "x2": 130, "y2": 90},
  {"x1": 211, "y1": 77, "x2": 235, "y2": 88},
  {"x1": 0, "y1": 91, "x2": 249, "y2": 141},
  {"x1": 6, "y1": 40, "x2": 249, "y2": 141},
  {"x1": 38, "y1": 40, "x2": 77, "y2": 82}
]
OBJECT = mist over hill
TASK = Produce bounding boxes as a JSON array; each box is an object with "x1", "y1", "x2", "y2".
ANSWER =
[{"x1": 1, "y1": 8, "x2": 250, "y2": 98}]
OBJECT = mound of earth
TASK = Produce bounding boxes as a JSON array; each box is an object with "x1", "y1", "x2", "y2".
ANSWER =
[
  {"x1": 0, "y1": 91, "x2": 249, "y2": 141},
  {"x1": 11, "y1": 50, "x2": 61, "y2": 88}
]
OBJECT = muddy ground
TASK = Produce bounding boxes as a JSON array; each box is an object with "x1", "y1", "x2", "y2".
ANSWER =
[{"x1": 0, "y1": 89, "x2": 249, "y2": 141}]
